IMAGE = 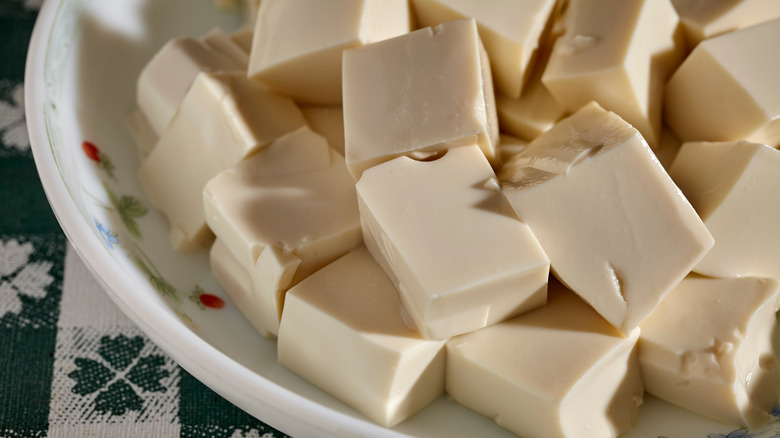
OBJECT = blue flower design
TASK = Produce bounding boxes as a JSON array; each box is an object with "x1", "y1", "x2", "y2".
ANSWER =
[{"x1": 95, "y1": 219, "x2": 119, "y2": 249}]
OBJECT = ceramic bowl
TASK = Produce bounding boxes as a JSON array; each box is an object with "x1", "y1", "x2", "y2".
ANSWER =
[{"x1": 25, "y1": 1, "x2": 778, "y2": 437}]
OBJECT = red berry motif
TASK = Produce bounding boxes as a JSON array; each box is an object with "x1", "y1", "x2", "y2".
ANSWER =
[
  {"x1": 82, "y1": 141, "x2": 101, "y2": 162},
  {"x1": 199, "y1": 293, "x2": 225, "y2": 309}
]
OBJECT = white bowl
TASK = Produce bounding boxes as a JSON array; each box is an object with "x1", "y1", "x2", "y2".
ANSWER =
[{"x1": 24, "y1": 1, "x2": 778, "y2": 437}]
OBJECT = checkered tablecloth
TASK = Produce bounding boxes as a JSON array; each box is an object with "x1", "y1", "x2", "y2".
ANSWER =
[{"x1": 0, "y1": 1, "x2": 290, "y2": 436}]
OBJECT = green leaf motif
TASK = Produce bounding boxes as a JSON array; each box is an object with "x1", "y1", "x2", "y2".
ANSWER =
[
  {"x1": 94, "y1": 380, "x2": 143, "y2": 416},
  {"x1": 189, "y1": 285, "x2": 206, "y2": 310},
  {"x1": 97, "y1": 334, "x2": 144, "y2": 371},
  {"x1": 118, "y1": 195, "x2": 147, "y2": 218},
  {"x1": 98, "y1": 152, "x2": 116, "y2": 179},
  {"x1": 68, "y1": 358, "x2": 115, "y2": 396},
  {"x1": 150, "y1": 275, "x2": 179, "y2": 302},
  {"x1": 126, "y1": 355, "x2": 169, "y2": 393}
]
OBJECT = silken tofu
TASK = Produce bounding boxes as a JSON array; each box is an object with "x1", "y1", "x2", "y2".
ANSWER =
[
  {"x1": 356, "y1": 145, "x2": 549, "y2": 340},
  {"x1": 203, "y1": 127, "x2": 362, "y2": 337},
  {"x1": 668, "y1": 141, "x2": 780, "y2": 280},
  {"x1": 542, "y1": 0, "x2": 683, "y2": 148},
  {"x1": 664, "y1": 18, "x2": 780, "y2": 147},
  {"x1": 671, "y1": 0, "x2": 780, "y2": 47},
  {"x1": 248, "y1": 0, "x2": 410, "y2": 105},
  {"x1": 138, "y1": 72, "x2": 306, "y2": 251},
  {"x1": 299, "y1": 105, "x2": 345, "y2": 156},
  {"x1": 411, "y1": 0, "x2": 557, "y2": 99},
  {"x1": 446, "y1": 280, "x2": 643, "y2": 438},
  {"x1": 343, "y1": 19, "x2": 499, "y2": 180},
  {"x1": 499, "y1": 102, "x2": 713, "y2": 333},
  {"x1": 136, "y1": 37, "x2": 241, "y2": 137},
  {"x1": 639, "y1": 275, "x2": 780, "y2": 428},
  {"x1": 278, "y1": 246, "x2": 446, "y2": 427}
]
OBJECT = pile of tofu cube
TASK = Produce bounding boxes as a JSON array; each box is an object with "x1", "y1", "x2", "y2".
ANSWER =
[{"x1": 129, "y1": 0, "x2": 780, "y2": 436}]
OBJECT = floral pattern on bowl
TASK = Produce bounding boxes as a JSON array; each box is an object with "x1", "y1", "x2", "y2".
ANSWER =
[{"x1": 25, "y1": 0, "x2": 780, "y2": 437}]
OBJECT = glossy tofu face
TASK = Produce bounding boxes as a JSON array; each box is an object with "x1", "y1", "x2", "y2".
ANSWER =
[
  {"x1": 665, "y1": 18, "x2": 780, "y2": 147},
  {"x1": 137, "y1": 72, "x2": 306, "y2": 251},
  {"x1": 669, "y1": 141, "x2": 780, "y2": 280},
  {"x1": 542, "y1": 0, "x2": 683, "y2": 147},
  {"x1": 500, "y1": 102, "x2": 713, "y2": 333},
  {"x1": 357, "y1": 145, "x2": 549, "y2": 340},
  {"x1": 248, "y1": 0, "x2": 410, "y2": 105},
  {"x1": 411, "y1": 0, "x2": 557, "y2": 98},
  {"x1": 446, "y1": 282, "x2": 643, "y2": 438},
  {"x1": 639, "y1": 275, "x2": 780, "y2": 428},
  {"x1": 343, "y1": 18, "x2": 499, "y2": 180},
  {"x1": 278, "y1": 247, "x2": 446, "y2": 427}
]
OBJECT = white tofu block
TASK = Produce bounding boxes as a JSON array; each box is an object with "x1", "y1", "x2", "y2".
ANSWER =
[
  {"x1": 357, "y1": 145, "x2": 549, "y2": 340},
  {"x1": 201, "y1": 27, "x2": 250, "y2": 71},
  {"x1": 230, "y1": 27, "x2": 253, "y2": 53},
  {"x1": 639, "y1": 275, "x2": 780, "y2": 428},
  {"x1": 248, "y1": 0, "x2": 410, "y2": 105},
  {"x1": 210, "y1": 239, "x2": 280, "y2": 338},
  {"x1": 668, "y1": 141, "x2": 780, "y2": 280},
  {"x1": 411, "y1": 0, "x2": 557, "y2": 98},
  {"x1": 203, "y1": 127, "x2": 362, "y2": 336},
  {"x1": 278, "y1": 246, "x2": 446, "y2": 427},
  {"x1": 138, "y1": 72, "x2": 306, "y2": 251},
  {"x1": 671, "y1": 0, "x2": 780, "y2": 47},
  {"x1": 343, "y1": 19, "x2": 499, "y2": 180},
  {"x1": 496, "y1": 33, "x2": 565, "y2": 141},
  {"x1": 136, "y1": 37, "x2": 241, "y2": 137},
  {"x1": 446, "y1": 281, "x2": 644, "y2": 438},
  {"x1": 300, "y1": 105, "x2": 345, "y2": 156},
  {"x1": 499, "y1": 102, "x2": 714, "y2": 333},
  {"x1": 665, "y1": 18, "x2": 780, "y2": 148},
  {"x1": 542, "y1": 0, "x2": 683, "y2": 147}
]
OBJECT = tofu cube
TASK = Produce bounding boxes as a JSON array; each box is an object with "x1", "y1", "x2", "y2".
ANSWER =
[
  {"x1": 669, "y1": 141, "x2": 780, "y2": 280},
  {"x1": 499, "y1": 102, "x2": 713, "y2": 333},
  {"x1": 671, "y1": 0, "x2": 780, "y2": 47},
  {"x1": 665, "y1": 18, "x2": 780, "y2": 148},
  {"x1": 542, "y1": 0, "x2": 683, "y2": 147},
  {"x1": 136, "y1": 37, "x2": 241, "y2": 137},
  {"x1": 248, "y1": 0, "x2": 411, "y2": 105},
  {"x1": 446, "y1": 280, "x2": 644, "y2": 438},
  {"x1": 299, "y1": 105, "x2": 345, "y2": 156},
  {"x1": 278, "y1": 246, "x2": 446, "y2": 427},
  {"x1": 203, "y1": 127, "x2": 362, "y2": 336},
  {"x1": 138, "y1": 72, "x2": 306, "y2": 251},
  {"x1": 343, "y1": 19, "x2": 499, "y2": 180},
  {"x1": 411, "y1": 0, "x2": 558, "y2": 99},
  {"x1": 357, "y1": 145, "x2": 549, "y2": 340},
  {"x1": 639, "y1": 275, "x2": 780, "y2": 428}
]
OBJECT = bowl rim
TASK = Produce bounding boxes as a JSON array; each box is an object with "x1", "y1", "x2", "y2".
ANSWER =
[{"x1": 23, "y1": 1, "x2": 406, "y2": 436}]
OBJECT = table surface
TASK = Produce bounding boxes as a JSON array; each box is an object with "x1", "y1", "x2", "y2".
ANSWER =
[{"x1": 0, "y1": 1, "x2": 290, "y2": 436}]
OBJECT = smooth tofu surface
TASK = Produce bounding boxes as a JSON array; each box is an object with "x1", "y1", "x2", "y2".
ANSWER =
[
  {"x1": 137, "y1": 37, "x2": 241, "y2": 137},
  {"x1": 669, "y1": 141, "x2": 780, "y2": 280},
  {"x1": 500, "y1": 102, "x2": 713, "y2": 333},
  {"x1": 446, "y1": 281, "x2": 643, "y2": 438},
  {"x1": 278, "y1": 246, "x2": 446, "y2": 427},
  {"x1": 498, "y1": 133, "x2": 528, "y2": 163},
  {"x1": 343, "y1": 18, "x2": 499, "y2": 180},
  {"x1": 411, "y1": 0, "x2": 557, "y2": 98},
  {"x1": 210, "y1": 239, "x2": 280, "y2": 339},
  {"x1": 357, "y1": 145, "x2": 549, "y2": 340},
  {"x1": 203, "y1": 127, "x2": 362, "y2": 335},
  {"x1": 542, "y1": 0, "x2": 683, "y2": 147},
  {"x1": 671, "y1": 0, "x2": 780, "y2": 46},
  {"x1": 138, "y1": 72, "x2": 306, "y2": 251},
  {"x1": 300, "y1": 105, "x2": 345, "y2": 156},
  {"x1": 248, "y1": 0, "x2": 410, "y2": 105},
  {"x1": 664, "y1": 18, "x2": 780, "y2": 147},
  {"x1": 639, "y1": 275, "x2": 780, "y2": 428},
  {"x1": 125, "y1": 109, "x2": 158, "y2": 161}
]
